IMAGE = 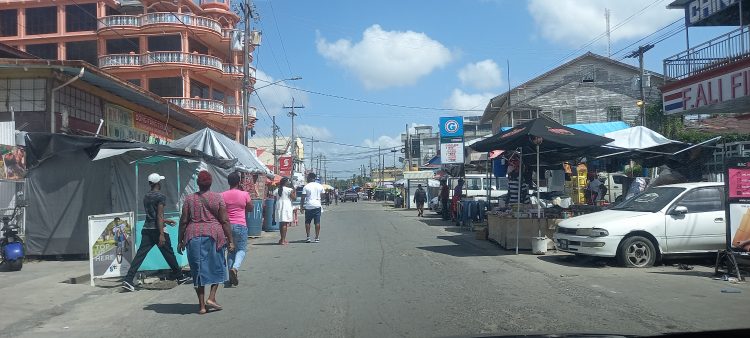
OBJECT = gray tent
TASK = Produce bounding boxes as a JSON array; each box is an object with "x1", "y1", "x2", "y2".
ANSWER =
[{"x1": 170, "y1": 128, "x2": 271, "y2": 176}]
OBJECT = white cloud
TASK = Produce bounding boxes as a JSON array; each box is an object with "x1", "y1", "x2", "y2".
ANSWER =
[
  {"x1": 251, "y1": 70, "x2": 307, "y2": 115},
  {"x1": 445, "y1": 89, "x2": 495, "y2": 114},
  {"x1": 296, "y1": 124, "x2": 332, "y2": 140},
  {"x1": 363, "y1": 135, "x2": 402, "y2": 149},
  {"x1": 316, "y1": 24, "x2": 453, "y2": 89},
  {"x1": 458, "y1": 60, "x2": 502, "y2": 90},
  {"x1": 527, "y1": 0, "x2": 682, "y2": 47}
]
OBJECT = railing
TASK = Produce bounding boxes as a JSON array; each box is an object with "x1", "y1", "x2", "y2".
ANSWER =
[
  {"x1": 99, "y1": 52, "x2": 240, "y2": 74},
  {"x1": 98, "y1": 15, "x2": 140, "y2": 29},
  {"x1": 664, "y1": 26, "x2": 750, "y2": 80},
  {"x1": 168, "y1": 98, "x2": 226, "y2": 114},
  {"x1": 99, "y1": 12, "x2": 222, "y2": 35}
]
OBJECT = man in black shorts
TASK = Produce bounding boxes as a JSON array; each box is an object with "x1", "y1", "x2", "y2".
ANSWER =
[{"x1": 302, "y1": 173, "x2": 324, "y2": 243}]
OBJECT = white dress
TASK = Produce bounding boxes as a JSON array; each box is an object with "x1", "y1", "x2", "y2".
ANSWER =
[{"x1": 274, "y1": 186, "x2": 294, "y2": 223}]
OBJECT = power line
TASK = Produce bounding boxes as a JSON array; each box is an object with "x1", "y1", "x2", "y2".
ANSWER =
[
  {"x1": 268, "y1": 0, "x2": 294, "y2": 76},
  {"x1": 297, "y1": 136, "x2": 400, "y2": 150},
  {"x1": 611, "y1": 18, "x2": 682, "y2": 58}
]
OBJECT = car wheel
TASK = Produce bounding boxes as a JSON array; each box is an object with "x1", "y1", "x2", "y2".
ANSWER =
[{"x1": 617, "y1": 236, "x2": 656, "y2": 268}]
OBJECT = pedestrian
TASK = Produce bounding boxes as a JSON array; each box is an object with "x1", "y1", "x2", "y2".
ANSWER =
[
  {"x1": 452, "y1": 178, "x2": 464, "y2": 222},
  {"x1": 222, "y1": 171, "x2": 253, "y2": 286},
  {"x1": 440, "y1": 180, "x2": 450, "y2": 220},
  {"x1": 274, "y1": 177, "x2": 296, "y2": 245},
  {"x1": 414, "y1": 184, "x2": 427, "y2": 217},
  {"x1": 334, "y1": 188, "x2": 339, "y2": 205},
  {"x1": 122, "y1": 173, "x2": 188, "y2": 292},
  {"x1": 302, "y1": 172, "x2": 325, "y2": 243},
  {"x1": 178, "y1": 170, "x2": 235, "y2": 315}
]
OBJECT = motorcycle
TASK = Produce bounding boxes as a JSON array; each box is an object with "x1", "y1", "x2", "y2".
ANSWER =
[{"x1": 1, "y1": 204, "x2": 25, "y2": 271}]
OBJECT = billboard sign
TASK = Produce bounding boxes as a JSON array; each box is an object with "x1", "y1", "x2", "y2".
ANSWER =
[
  {"x1": 279, "y1": 156, "x2": 293, "y2": 176},
  {"x1": 439, "y1": 116, "x2": 464, "y2": 138},
  {"x1": 662, "y1": 64, "x2": 750, "y2": 115},
  {"x1": 88, "y1": 212, "x2": 134, "y2": 286},
  {"x1": 684, "y1": 0, "x2": 740, "y2": 26},
  {"x1": 726, "y1": 157, "x2": 750, "y2": 252},
  {"x1": 440, "y1": 142, "x2": 464, "y2": 164}
]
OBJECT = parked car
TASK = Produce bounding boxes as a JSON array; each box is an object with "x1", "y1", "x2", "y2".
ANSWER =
[
  {"x1": 554, "y1": 182, "x2": 726, "y2": 268},
  {"x1": 448, "y1": 175, "x2": 507, "y2": 201},
  {"x1": 340, "y1": 190, "x2": 359, "y2": 202}
]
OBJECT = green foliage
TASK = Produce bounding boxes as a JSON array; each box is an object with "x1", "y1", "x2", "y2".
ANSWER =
[
  {"x1": 646, "y1": 101, "x2": 750, "y2": 144},
  {"x1": 624, "y1": 164, "x2": 643, "y2": 177}
]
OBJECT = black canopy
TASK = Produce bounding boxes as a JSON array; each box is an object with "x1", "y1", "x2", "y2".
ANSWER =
[{"x1": 470, "y1": 116, "x2": 613, "y2": 163}]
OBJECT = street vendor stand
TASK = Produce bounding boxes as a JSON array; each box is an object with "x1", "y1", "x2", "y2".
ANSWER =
[{"x1": 472, "y1": 117, "x2": 613, "y2": 254}]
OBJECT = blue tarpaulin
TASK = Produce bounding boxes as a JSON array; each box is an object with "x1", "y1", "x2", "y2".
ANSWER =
[{"x1": 565, "y1": 121, "x2": 630, "y2": 136}]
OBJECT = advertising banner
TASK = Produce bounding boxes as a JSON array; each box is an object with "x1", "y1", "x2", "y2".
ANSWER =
[
  {"x1": 726, "y1": 157, "x2": 750, "y2": 252},
  {"x1": 279, "y1": 156, "x2": 293, "y2": 177},
  {"x1": 88, "y1": 212, "x2": 134, "y2": 286},
  {"x1": 0, "y1": 145, "x2": 26, "y2": 180},
  {"x1": 439, "y1": 116, "x2": 464, "y2": 138},
  {"x1": 440, "y1": 142, "x2": 464, "y2": 164}
]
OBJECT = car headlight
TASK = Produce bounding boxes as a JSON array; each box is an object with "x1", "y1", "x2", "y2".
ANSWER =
[{"x1": 575, "y1": 228, "x2": 609, "y2": 237}]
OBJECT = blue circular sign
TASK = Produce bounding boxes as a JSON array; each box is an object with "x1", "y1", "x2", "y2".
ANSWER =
[{"x1": 445, "y1": 119, "x2": 459, "y2": 134}]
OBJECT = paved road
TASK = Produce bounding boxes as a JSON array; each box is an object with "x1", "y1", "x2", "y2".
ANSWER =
[{"x1": 3, "y1": 201, "x2": 749, "y2": 337}]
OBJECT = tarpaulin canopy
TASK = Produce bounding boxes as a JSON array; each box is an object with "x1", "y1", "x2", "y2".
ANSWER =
[
  {"x1": 603, "y1": 126, "x2": 684, "y2": 150},
  {"x1": 171, "y1": 128, "x2": 271, "y2": 175}
]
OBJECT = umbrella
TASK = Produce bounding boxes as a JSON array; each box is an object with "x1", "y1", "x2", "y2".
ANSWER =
[{"x1": 470, "y1": 116, "x2": 613, "y2": 254}]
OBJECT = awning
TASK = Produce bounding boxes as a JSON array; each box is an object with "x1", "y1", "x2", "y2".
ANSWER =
[{"x1": 403, "y1": 171, "x2": 434, "y2": 179}]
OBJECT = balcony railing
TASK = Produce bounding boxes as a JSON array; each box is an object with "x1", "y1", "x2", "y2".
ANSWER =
[
  {"x1": 99, "y1": 52, "x2": 244, "y2": 74},
  {"x1": 98, "y1": 12, "x2": 222, "y2": 35},
  {"x1": 168, "y1": 98, "x2": 254, "y2": 117},
  {"x1": 223, "y1": 105, "x2": 256, "y2": 117},
  {"x1": 664, "y1": 26, "x2": 750, "y2": 80}
]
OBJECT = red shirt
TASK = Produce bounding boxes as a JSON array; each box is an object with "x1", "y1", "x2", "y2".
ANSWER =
[{"x1": 183, "y1": 192, "x2": 227, "y2": 250}]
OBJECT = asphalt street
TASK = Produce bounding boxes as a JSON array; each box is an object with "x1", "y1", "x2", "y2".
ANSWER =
[{"x1": 2, "y1": 201, "x2": 749, "y2": 338}]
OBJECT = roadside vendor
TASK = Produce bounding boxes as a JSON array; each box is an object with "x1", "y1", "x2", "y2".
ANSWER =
[{"x1": 451, "y1": 178, "x2": 464, "y2": 220}]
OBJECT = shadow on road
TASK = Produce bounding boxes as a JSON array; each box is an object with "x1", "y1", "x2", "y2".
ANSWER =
[
  {"x1": 648, "y1": 270, "x2": 718, "y2": 278},
  {"x1": 417, "y1": 234, "x2": 513, "y2": 257},
  {"x1": 537, "y1": 254, "x2": 616, "y2": 268},
  {"x1": 143, "y1": 303, "x2": 197, "y2": 315}
]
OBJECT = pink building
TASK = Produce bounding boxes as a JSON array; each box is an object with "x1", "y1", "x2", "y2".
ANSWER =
[{"x1": 0, "y1": 0, "x2": 256, "y2": 139}]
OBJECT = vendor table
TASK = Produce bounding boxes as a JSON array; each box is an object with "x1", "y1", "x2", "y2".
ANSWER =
[{"x1": 487, "y1": 214, "x2": 558, "y2": 250}]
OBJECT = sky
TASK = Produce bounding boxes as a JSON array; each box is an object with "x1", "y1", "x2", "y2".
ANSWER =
[{"x1": 248, "y1": 0, "x2": 736, "y2": 177}]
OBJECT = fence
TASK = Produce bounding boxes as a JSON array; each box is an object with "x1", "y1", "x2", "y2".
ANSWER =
[{"x1": 0, "y1": 179, "x2": 26, "y2": 237}]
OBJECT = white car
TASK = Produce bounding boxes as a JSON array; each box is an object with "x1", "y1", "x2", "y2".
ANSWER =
[{"x1": 554, "y1": 182, "x2": 726, "y2": 268}]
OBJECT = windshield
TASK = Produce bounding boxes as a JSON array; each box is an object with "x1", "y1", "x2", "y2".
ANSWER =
[{"x1": 611, "y1": 186, "x2": 686, "y2": 212}]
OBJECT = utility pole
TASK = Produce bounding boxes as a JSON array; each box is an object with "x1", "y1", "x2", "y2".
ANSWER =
[
  {"x1": 626, "y1": 44, "x2": 654, "y2": 127},
  {"x1": 605, "y1": 8, "x2": 611, "y2": 58},
  {"x1": 284, "y1": 97, "x2": 304, "y2": 172},
  {"x1": 240, "y1": 0, "x2": 253, "y2": 146},
  {"x1": 310, "y1": 136, "x2": 315, "y2": 173},
  {"x1": 406, "y1": 124, "x2": 411, "y2": 171},
  {"x1": 272, "y1": 115, "x2": 279, "y2": 174}
]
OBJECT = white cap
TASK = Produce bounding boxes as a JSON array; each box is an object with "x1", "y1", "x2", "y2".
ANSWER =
[{"x1": 148, "y1": 173, "x2": 165, "y2": 184}]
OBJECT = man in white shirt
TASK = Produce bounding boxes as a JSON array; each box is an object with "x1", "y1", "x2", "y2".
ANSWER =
[{"x1": 302, "y1": 172, "x2": 325, "y2": 243}]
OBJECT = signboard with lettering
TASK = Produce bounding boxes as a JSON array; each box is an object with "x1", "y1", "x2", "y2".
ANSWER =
[
  {"x1": 440, "y1": 142, "x2": 464, "y2": 164},
  {"x1": 683, "y1": 0, "x2": 739, "y2": 26},
  {"x1": 662, "y1": 64, "x2": 750, "y2": 115},
  {"x1": 439, "y1": 116, "x2": 464, "y2": 138},
  {"x1": 134, "y1": 112, "x2": 173, "y2": 139},
  {"x1": 88, "y1": 212, "x2": 134, "y2": 286},
  {"x1": 726, "y1": 157, "x2": 750, "y2": 252},
  {"x1": 279, "y1": 156, "x2": 293, "y2": 177}
]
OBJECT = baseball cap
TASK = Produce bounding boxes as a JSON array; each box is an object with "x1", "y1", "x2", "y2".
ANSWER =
[{"x1": 148, "y1": 173, "x2": 165, "y2": 184}]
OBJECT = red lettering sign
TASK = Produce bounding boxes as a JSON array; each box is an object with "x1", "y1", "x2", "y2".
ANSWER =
[{"x1": 134, "y1": 113, "x2": 173, "y2": 138}]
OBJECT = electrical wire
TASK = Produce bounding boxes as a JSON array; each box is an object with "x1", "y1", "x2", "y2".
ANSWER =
[{"x1": 268, "y1": 0, "x2": 294, "y2": 77}]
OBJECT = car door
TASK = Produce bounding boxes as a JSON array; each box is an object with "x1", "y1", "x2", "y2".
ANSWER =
[{"x1": 664, "y1": 187, "x2": 726, "y2": 253}]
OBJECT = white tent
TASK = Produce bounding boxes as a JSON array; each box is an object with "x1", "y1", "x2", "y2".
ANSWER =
[
  {"x1": 170, "y1": 128, "x2": 271, "y2": 175},
  {"x1": 603, "y1": 126, "x2": 683, "y2": 150}
]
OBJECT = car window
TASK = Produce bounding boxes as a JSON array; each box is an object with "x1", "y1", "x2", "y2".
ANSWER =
[
  {"x1": 612, "y1": 186, "x2": 685, "y2": 212},
  {"x1": 674, "y1": 187, "x2": 724, "y2": 213},
  {"x1": 465, "y1": 178, "x2": 481, "y2": 190},
  {"x1": 613, "y1": 175, "x2": 626, "y2": 185}
]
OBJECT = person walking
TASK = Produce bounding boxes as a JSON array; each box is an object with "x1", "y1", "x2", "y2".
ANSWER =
[
  {"x1": 440, "y1": 180, "x2": 450, "y2": 220},
  {"x1": 222, "y1": 172, "x2": 253, "y2": 286},
  {"x1": 274, "y1": 177, "x2": 296, "y2": 245},
  {"x1": 122, "y1": 173, "x2": 187, "y2": 292},
  {"x1": 414, "y1": 184, "x2": 427, "y2": 217},
  {"x1": 302, "y1": 172, "x2": 325, "y2": 243},
  {"x1": 178, "y1": 171, "x2": 234, "y2": 315}
]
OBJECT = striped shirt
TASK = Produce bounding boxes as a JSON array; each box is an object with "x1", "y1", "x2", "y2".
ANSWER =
[{"x1": 183, "y1": 191, "x2": 227, "y2": 250}]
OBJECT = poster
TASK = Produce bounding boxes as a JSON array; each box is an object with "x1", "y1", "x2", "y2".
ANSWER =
[
  {"x1": 0, "y1": 145, "x2": 26, "y2": 180},
  {"x1": 279, "y1": 156, "x2": 293, "y2": 177},
  {"x1": 88, "y1": 212, "x2": 134, "y2": 286},
  {"x1": 726, "y1": 157, "x2": 750, "y2": 252},
  {"x1": 440, "y1": 142, "x2": 464, "y2": 164}
]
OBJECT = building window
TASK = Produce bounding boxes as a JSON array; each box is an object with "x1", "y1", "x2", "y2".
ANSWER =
[
  {"x1": 189, "y1": 38, "x2": 209, "y2": 55},
  {"x1": 148, "y1": 35, "x2": 181, "y2": 52},
  {"x1": 65, "y1": 4, "x2": 96, "y2": 32},
  {"x1": 25, "y1": 7, "x2": 57, "y2": 35},
  {"x1": 0, "y1": 78, "x2": 47, "y2": 112},
  {"x1": 212, "y1": 89, "x2": 225, "y2": 102},
  {"x1": 57, "y1": 85, "x2": 103, "y2": 124},
  {"x1": 66, "y1": 41, "x2": 98, "y2": 64},
  {"x1": 607, "y1": 106, "x2": 623, "y2": 122},
  {"x1": 149, "y1": 77, "x2": 183, "y2": 97},
  {"x1": 25, "y1": 43, "x2": 58, "y2": 59},
  {"x1": 126, "y1": 79, "x2": 141, "y2": 87},
  {"x1": 511, "y1": 110, "x2": 538, "y2": 126},
  {"x1": 580, "y1": 64, "x2": 595, "y2": 83},
  {"x1": 190, "y1": 80, "x2": 210, "y2": 99},
  {"x1": 106, "y1": 38, "x2": 140, "y2": 54},
  {"x1": 0, "y1": 10, "x2": 18, "y2": 37},
  {"x1": 560, "y1": 109, "x2": 576, "y2": 125}
]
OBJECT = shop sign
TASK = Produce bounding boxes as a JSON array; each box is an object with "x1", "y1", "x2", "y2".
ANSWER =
[
  {"x1": 279, "y1": 156, "x2": 293, "y2": 176},
  {"x1": 684, "y1": 0, "x2": 739, "y2": 26},
  {"x1": 0, "y1": 145, "x2": 26, "y2": 180},
  {"x1": 440, "y1": 142, "x2": 464, "y2": 164},
  {"x1": 88, "y1": 212, "x2": 134, "y2": 286},
  {"x1": 726, "y1": 157, "x2": 750, "y2": 253},
  {"x1": 439, "y1": 116, "x2": 464, "y2": 138},
  {"x1": 662, "y1": 64, "x2": 750, "y2": 114},
  {"x1": 134, "y1": 112, "x2": 173, "y2": 139}
]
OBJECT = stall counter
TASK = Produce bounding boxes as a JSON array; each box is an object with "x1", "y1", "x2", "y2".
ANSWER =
[{"x1": 487, "y1": 214, "x2": 558, "y2": 250}]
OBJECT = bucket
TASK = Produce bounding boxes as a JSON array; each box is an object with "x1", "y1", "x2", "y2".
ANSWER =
[
  {"x1": 263, "y1": 198, "x2": 279, "y2": 232},
  {"x1": 531, "y1": 237, "x2": 548, "y2": 255},
  {"x1": 247, "y1": 199, "x2": 263, "y2": 237}
]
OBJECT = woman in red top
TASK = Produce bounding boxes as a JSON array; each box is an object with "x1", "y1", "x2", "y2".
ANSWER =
[{"x1": 178, "y1": 171, "x2": 235, "y2": 315}]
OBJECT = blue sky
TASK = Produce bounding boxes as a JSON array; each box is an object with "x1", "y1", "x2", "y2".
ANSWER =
[{"x1": 248, "y1": 0, "x2": 734, "y2": 177}]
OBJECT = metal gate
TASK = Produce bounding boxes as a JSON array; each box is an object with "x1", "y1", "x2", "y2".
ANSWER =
[{"x1": 0, "y1": 179, "x2": 26, "y2": 237}]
